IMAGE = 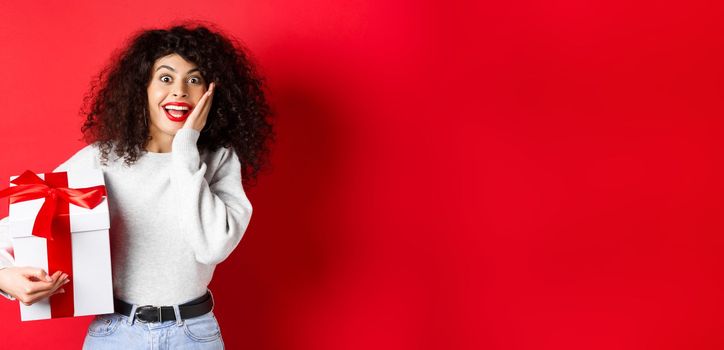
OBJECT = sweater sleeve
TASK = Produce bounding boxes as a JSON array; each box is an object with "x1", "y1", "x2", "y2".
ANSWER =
[
  {"x1": 53, "y1": 144, "x2": 96, "y2": 173},
  {"x1": 170, "y1": 128, "x2": 253, "y2": 265},
  {"x1": 0, "y1": 216, "x2": 17, "y2": 300}
]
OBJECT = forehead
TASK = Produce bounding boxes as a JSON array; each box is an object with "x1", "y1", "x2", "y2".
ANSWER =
[{"x1": 152, "y1": 53, "x2": 199, "y2": 72}]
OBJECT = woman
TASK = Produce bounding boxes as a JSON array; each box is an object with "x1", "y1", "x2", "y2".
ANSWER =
[{"x1": 0, "y1": 21, "x2": 274, "y2": 349}]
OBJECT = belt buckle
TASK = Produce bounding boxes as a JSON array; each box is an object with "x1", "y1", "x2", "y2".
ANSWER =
[{"x1": 135, "y1": 305, "x2": 161, "y2": 323}]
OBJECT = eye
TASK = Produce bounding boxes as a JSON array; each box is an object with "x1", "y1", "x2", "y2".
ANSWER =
[
  {"x1": 160, "y1": 75, "x2": 172, "y2": 83},
  {"x1": 189, "y1": 76, "x2": 202, "y2": 84}
]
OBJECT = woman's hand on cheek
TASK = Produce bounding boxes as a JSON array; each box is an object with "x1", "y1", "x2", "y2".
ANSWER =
[{"x1": 183, "y1": 82, "x2": 215, "y2": 132}]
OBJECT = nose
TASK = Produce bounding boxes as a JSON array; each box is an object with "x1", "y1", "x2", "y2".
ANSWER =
[{"x1": 172, "y1": 82, "x2": 188, "y2": 98}]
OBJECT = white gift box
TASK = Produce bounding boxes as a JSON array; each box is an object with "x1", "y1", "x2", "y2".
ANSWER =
[{"x1": 8, "y1": 169, "x2": 113, "y2": 321}]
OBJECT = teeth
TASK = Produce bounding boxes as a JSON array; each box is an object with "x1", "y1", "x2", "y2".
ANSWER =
[{"x1": 164, "y1": 105, "x2": 189, "y2": 111}]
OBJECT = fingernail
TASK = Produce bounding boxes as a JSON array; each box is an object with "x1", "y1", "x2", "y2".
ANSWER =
[{"x1": 63, "y1": 279, "x2": 70, "y2": 285}]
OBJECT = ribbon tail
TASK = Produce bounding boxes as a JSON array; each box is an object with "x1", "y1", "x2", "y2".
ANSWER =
[
  {"x1": 60, "y1": 186, "x2": 106, "y2": 210},
  {"x1": 32, "y1": 196, "x2": 56, "y2": 241}
]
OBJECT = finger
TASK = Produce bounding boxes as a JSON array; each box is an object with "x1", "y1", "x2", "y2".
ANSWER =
[
  {"x1": 25, "y1": 272, "x2": 67, "y2": 295},
  {"x1": 51, "y1": 273, "x2": 69, "y2": 289},
  {"x1": 49, "y1": 270, "x2": 63, "y2": 282},
  {"x1": 23, "y1": 279, "x2": 55, "y2": 295},
  {"x1": 39, "y1": 270, "x2": 63, "y2": 284},
  {"x1": 186, "y1": 91, "x2": 209, "y2": 122},
  {"x1": 20, "y1": 267, "x2": 51, "y2": 280},
  {"x1": 21, "y1": 288, "x2": 55, "y2": 305},
  {"x1": 45, "y1": 273, "x2": 68, "y2": 292},
  {"x1": 49, "y1": 288, "x2": 65, "y2": 297},
  {"x1": 203, "y1": 87, "x2": 214, "y2": 114},
  {"x1": 22, "y1": 267, "x2": 52, "y2": 282},
  {"x1": 37, "y1": 268, "x2": 53, "y2": 282},
  {"x1": 28, "y1": 271, "x2": 63, "y2": 294},
  {"x1": 197, "y1": 87, "x2": 214, "y2": 116},
  {"x1": 196, "y1": 83, "x2": 213, "y2": 111},
  {"x1": 197, "y1": 100, "x2": 212, "y2": 129},
  {"x1": 198, "y1": 84, "x2": 215, "y2": 124},
  {"x1": 55, "y1": 275, "x2": 70, "y2": 290},
  {"x1": 197, "y1": 82, "x2": 214, "y2": 109},
  {"x1": 204, "y1": 82, "x2": 214, "y2": 104},
  {"x1": 22, "y1": 279, "x2": 54, "y2": 294}
]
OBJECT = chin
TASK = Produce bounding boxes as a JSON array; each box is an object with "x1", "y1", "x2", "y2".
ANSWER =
[
  {"x1": 149, "y1": 120, "x2": 183, "y2": 137},
  {"x1": 161, "y1": 118, "x2": 186, "y2": 130},
  {"x1": 166, "y1": 126, "x2": 184, "y2": 136}
]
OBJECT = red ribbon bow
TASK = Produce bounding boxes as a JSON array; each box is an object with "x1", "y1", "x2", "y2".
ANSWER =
[{"x1": 0, "y1": 170, "x2": 106, "y2": 240}]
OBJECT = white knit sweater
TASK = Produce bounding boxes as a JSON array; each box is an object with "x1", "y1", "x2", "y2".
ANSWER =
[{"x1": 0, "y1": 128, "x2": 252, "y2": 305}]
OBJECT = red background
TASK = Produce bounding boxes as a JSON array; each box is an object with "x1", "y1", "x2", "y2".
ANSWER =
[{"x1": 1, "y1": 0, "x2": 723, "y2": 349}]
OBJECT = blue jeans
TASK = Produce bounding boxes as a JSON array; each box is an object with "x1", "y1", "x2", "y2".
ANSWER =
[{"x1": 82, "y1": 305, "x2": 224, "y2": 349}]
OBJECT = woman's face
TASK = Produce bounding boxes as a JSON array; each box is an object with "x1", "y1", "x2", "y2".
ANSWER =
[{"x1": 146, "y1": 53, "x2": 208, "y2": 137}]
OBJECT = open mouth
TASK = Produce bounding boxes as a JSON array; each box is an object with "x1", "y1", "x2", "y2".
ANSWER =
[{"x1": 162, "y1": 104, "x2": 192, "y2": 122}]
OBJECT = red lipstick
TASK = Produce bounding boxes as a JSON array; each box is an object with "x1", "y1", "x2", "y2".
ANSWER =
[{"x1": 162, "y1": 102, "x2": 193, "y2": 122}]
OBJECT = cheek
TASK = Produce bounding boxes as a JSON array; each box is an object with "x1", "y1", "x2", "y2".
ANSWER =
[
  {"x1": 193, "y1": 85, "x2": 209, "y2": 98},
  {"x1": 191, "y1": 91, "x2": 205, "y2": 104},
  {"x1": 147, "y1": 95, "x2": 164, "y2": 118},
  {"x1": 149, "y1": 91, "x2": 165, "y2": 104},
  {"x1": 147, "y1": 85, "x2": 168, "y2": 104}
]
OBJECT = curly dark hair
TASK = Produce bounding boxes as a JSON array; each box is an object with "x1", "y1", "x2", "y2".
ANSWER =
[{"x1": 80, "y1": 21, "x2": 274, "y2": 187}]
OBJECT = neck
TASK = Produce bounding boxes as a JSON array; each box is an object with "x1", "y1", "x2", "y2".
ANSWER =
[{"x1": 145, "y1": 125, "x2": 174, "y2": 153}]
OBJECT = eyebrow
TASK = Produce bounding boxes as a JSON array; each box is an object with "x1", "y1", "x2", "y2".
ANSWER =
[{"x1": 155, "y1": 65, "x2": 201, "y2": 75}]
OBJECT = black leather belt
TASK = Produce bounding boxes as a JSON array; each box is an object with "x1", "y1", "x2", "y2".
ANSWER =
[{"x1": 114, "y1": 291, "x2": 214, "y2": 323}]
